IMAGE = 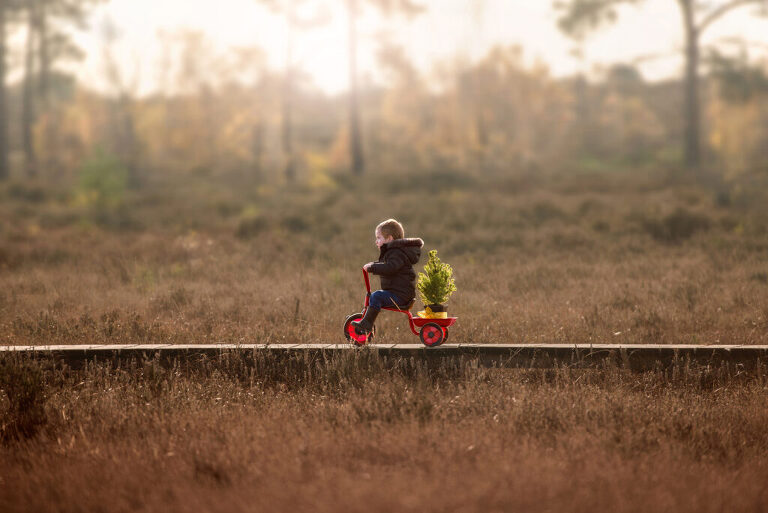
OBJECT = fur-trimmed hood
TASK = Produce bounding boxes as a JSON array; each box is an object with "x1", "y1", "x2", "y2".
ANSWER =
[{"x1": 380, "y1": 238, "x2": 423, "y2": 264}]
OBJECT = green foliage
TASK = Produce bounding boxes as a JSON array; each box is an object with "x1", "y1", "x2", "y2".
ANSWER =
[
  {"x1": 708, "y1": 50, "x2": 768, "y2": 104},
  {"x1": 236, "y1": 207, "x2": 269, "y2": 239},
  {"x1": 417, "y1": 250, "x2": 457, "y2": 306},
  {"x1": 76, "y1": 149, "x2": 128, "y2": 211},
  {"x1": 555, "y1": 0, "x2": 643, "y2": 40}
]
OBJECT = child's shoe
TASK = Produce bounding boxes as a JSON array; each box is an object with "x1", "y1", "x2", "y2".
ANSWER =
[{"x1": 352, "y1": 308, "x2": 379, "y2": 335}]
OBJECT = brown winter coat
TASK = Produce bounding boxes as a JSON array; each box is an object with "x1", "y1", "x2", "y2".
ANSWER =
[{"x1": 369, "y1": 238, "x2": 424, "y2": 302}]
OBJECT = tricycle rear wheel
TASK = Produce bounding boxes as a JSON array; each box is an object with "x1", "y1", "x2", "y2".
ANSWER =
[{"x1": 419, "y1": 322, "x2": 444, "y2": 347}]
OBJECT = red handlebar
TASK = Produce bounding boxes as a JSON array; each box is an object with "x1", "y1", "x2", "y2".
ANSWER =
[{"x1": 362, "y1": 268, "x2": 371, "y2": 294}]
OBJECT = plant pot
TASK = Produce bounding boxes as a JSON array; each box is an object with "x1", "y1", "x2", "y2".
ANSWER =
[{"x1": 417, "y1": 304, "x2": 448, "y2": 319}]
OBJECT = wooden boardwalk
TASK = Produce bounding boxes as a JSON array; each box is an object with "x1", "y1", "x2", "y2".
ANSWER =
[{"x1": 2, "y1": 343, "x2": 768, "y2": 369}]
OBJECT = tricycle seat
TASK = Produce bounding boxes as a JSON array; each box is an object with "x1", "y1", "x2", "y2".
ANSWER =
[{"x1": 382, "y1": 299, "x2": 415, "y2": 312}]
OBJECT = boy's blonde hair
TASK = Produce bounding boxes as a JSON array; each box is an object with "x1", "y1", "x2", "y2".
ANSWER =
[{"x1": 377, "y1": 218, "x2": 404, "y2": 240}]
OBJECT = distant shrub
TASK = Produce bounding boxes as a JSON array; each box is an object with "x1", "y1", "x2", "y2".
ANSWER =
[
  {"x1": 39, "y1": 210, "x2": 80, "y2": 229},
  {"x1": 75, "y1": 149, "x2": 128, "y2": 211},
  {"x1": 642, "y1": 208, "x2": 711, "y2": 243},
  {"x1": 549, "y1": 231, "x2": 590, "y2": 249},
  {"x1": 522, "y1": 201, "x2": 566, "y2": 225},
  {"x1": 282, "y1": 215, "x2": 309, "y2": 233},
  {"x1": 0, "y1": 247, "x2": 18, "y2": 270},
  {"x1": 25, "y1": 247, "x2": 71, "y2": 266},
  {"x1": 591, "y1": 219, "x2": 611, "y2": 232},
  {"x1": 91, "y1": 207, "x2": 142, "y2": 231},
  {"x1": 236, "y1": 215, "x2": 269, "y2": 239},
  {"x1": 384, "y1": 169, "x2": 474, "y2": 195},
  {"x1": 719, "y1": 216, "x2": 742, "y2": 232},
  {"x1": 577, "y1": 199, "x2": 608, "y2": 216},
  {"x1": 6, "y1": 181, "x2": 48, "y2": 203},
  {"x1": 448, "y1": 234, "x2": 523, "y2": 255},
  {"x1": 213, "y1": 199, "x2": 242, "y2": 218}
]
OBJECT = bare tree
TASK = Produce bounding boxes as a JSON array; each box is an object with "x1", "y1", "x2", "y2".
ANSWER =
[
  {"x1": 259, "y1": 1, "x2": 329, "y2": 183},
  {"x1": 346, "y1": 0, "x2": 424, "y2": 175},
  {"x1": 0, "y1": 0, "x2": 8, "y2": 181},
  {"x1": 556, "y1": 0, "x2": 768, "y2": 170},
  {"x1": 21, "y1": 0, "x2": 105, "y2": 177},
  {"x1": 100, "y1": 16, "x2": 140, "y2": 187},
  {"x1": 22, "y1": 0, "x2": 38, "y2": 177},
  {"x1": 283, "y1": 10, "x2": 297, "y2": 183},
  {"x1": 347, "y1": 0, "x2": 364, "y2": 175}
]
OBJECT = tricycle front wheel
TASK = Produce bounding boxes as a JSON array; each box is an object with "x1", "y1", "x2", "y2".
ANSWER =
[{"x1": 344, "y1": 313, "x2": 375, "y2": 346}]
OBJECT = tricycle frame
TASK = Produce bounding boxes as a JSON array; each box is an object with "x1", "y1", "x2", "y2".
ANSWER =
[{"x1": 344, "y1": 268, "x2": 456, "y2": 346}]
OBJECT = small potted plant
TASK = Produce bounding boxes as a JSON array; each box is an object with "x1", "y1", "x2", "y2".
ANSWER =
[{"x1": 417, "y1": 250, "x2": 457, "y2": 318}]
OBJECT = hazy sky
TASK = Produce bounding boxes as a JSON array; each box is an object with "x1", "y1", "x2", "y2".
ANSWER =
[{"x1": 72, "y1": 0, "x2": 768, "y2": 95}]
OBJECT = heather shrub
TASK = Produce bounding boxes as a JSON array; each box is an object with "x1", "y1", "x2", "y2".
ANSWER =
[{"x1": 641, "y1": 208, "x2": 712, "y2": 243}]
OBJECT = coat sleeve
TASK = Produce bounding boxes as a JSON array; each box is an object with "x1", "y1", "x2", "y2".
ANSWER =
[{"x1": 369, "y1": 250, "x2": 407, "y2": 276}]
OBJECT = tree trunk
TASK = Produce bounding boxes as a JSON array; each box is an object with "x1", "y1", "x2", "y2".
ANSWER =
[
  {"x1": 475, "y1": 111, "x2": 488, "y2": 147},
  {"x1": 201, "y1": 85, "x2": 216, "y2": 174},
  {"x1": 679, "y1": 0, "x2": 701, "y2": 170},
  {"x1": 120, "y1": 97, "x2": 139, "y2": 188},
  {"x1": 251, "y1": 122, "x2": 263, "y2": 183},
  {"x1": 0, "y1": 2, "x2": 8, "y2": 181},
  {"x1": 348, "y1": 0, "x2": 364, "y2": 175},
  {"x1": 38, "y1": 2, "x2": 49, "y2": 100},
  {"x1": 282, "y1": 89, "x2": 295, "y2": 183},
  {"x1": 22, "y1": 2, "x2": 37, "y2": 178},
  {"x1": 282, "y1": 31, "x2": 295, "y2": 183},
  {"x1": 38, "y1": 1, "x2": 59, "y2": 177}
]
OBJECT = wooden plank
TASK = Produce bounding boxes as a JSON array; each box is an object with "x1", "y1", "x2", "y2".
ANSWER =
[{"x1": 2, "y1": 343, "x2": 768, "y2": 370}]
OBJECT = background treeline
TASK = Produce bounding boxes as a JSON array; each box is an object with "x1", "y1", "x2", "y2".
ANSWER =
[
  {"x1": 5, "y1": 42, "x2": 768, "y2": 184},
  {"x1": 1, "y1": 2, "x2": 767, "y2": 193}
]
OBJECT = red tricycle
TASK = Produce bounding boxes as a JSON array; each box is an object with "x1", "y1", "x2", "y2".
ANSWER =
[{"x1": 343, "y1": 268, "x2": 457, "y2": 347}]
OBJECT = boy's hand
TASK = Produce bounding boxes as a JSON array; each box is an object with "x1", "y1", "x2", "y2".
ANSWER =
[{"x1": 363, "y1": 262, "x2": 374, "y2": 271}]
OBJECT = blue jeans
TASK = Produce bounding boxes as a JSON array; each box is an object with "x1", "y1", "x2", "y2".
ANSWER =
[{"x1": 369, "y1": 290, "x2": 405, "y2": 311}]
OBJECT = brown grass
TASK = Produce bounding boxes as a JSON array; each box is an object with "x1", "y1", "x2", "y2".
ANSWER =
[
  {"x1": 1, "y1": 353, "x2": 768, "y2": 512},
  {"x1": 4, "y1": 159, "x2": 768, "y2": 512},
  {"x1": 1, "y1": 169, "x2": 767, "y2": 347}
]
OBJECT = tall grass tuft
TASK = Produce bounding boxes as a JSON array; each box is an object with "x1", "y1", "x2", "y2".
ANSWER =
[{"x1": 0, "y1": 355, "x2": 48, "y2": 442}]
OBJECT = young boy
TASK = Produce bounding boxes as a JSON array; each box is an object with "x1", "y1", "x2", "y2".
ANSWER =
[{"x1": 353, "y1": 219, "x2": 424, "y2": 335}]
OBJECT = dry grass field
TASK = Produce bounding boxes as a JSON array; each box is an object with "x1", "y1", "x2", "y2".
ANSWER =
[
  {"x1": 1, "y1": 352, "x2": 767, "y2": 512},
  {"x1": 2, "y1": 169, "x2": 768, "y2": 511},
  {"x1": 1, "y1": 168, "x2": 767, "y2": 347}
]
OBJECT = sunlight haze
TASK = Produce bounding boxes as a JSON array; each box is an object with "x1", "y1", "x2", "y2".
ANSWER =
[{"x1": 68, "y1": 0, "x2": 768, "y2": 95}]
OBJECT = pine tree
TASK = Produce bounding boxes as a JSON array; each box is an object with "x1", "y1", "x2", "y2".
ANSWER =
[{"x1": 417, "y1": 250, "x2": 457, "y2": 306}]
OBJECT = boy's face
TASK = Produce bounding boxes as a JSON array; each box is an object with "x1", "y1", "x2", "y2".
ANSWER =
[{"x1": 375, "y1": 229, "x2": 393, "y2": 248}]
